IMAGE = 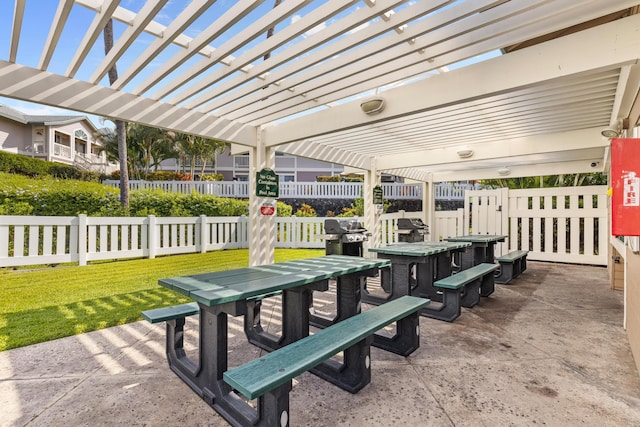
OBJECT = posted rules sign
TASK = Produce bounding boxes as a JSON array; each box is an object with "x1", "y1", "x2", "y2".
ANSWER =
[
  {"x1": 256, "y1": 168, "x2": 279, "y2": 198},
  {"x1": 611, "y1": 138, "x2": 640, "y2": 235}
]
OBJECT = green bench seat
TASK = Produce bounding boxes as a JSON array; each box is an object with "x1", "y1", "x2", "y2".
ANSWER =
[
  {"x1": 421, "y1": 263, "x2": 499, "y2": 322},
  {"x1": 495, "y1": 250, "x2": 528, "y2": 284},
  {"x1": 223, "y1": 295, "x2": 429, "y2": 425},
  {"x1": 142, "y1": 290, "x2": 285, "y2": 324},
  {"x1": 142, "y1": 302, "x2": 199, "y2": 324}
]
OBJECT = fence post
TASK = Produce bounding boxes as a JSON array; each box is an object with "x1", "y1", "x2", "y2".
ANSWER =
[
  {"x1": 199, "y1": 215, "x2": 207, "y2": 253},
  {"x1": 78, "y1": 214, "x2": 87, "y2": 266},
  {"x1": 148, "y1": 215, "x2": 157, "y2": 259},
  {"x1": 292, "y1": 217, "x2": 299, "y2": 249}
]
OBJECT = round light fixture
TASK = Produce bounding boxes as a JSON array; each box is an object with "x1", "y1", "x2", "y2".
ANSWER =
[
  {"x1": 497, "y1": 166, "x2": 511, "y2": 176},
  {"x1": 600, "y1": 127, "x2": 620, "y2": 138},
  {"x1": 456, "y1": 148, "x2": 474, "y2": 158},
  {"x1": 360, "y1": 97, "x2": 385, "y2": 115}
]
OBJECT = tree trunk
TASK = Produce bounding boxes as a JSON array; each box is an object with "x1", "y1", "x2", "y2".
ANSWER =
[
  {"x1": 104, "y1": 19, "x2": 129, "y2": 208},
  {"x1": 263, "y1": 0, "x2": 282, "y2": 60}
]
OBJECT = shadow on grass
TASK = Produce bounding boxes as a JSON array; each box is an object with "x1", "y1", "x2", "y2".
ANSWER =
[{"x1": 0, "y1": 287, "x2": 190, "y2": 351}]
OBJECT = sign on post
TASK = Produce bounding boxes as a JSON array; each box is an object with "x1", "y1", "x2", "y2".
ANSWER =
[
  {"x1": 260, "y1": 200, "x2": 277, "y2": 216},
  {"x1": 373, "y1": 185, "x2": 384, "y2": 204},
  {"x1": 256, "y1": 168, "x2": 279, "y2": 198},
  {"x1": 611, "y1": 138, "x2": 640, "y2": 235}
]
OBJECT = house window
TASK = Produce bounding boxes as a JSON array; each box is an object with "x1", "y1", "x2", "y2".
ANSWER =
[
  {"x1": 74, "y1": 129, "x2": 88, "y2": 140},
  {"x1": 33, "y1": 127, "x2": 45, "y2": 142}
]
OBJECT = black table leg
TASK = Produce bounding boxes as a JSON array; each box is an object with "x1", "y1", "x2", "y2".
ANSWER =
[
  {"x1": 310, "y1": 272, "x2": 363, "y2": 328},
  {"x1": 245, "y1": 280, "x2": 328, "y2": 352},
  {"x1": 362, "y1": 258, "x2": 411, "y2": 305},
  {"x1": 166, "y1": 304, "x2": 264, "y2": 426}
]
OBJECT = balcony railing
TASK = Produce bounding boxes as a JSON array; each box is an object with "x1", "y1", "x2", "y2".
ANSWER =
[{"x1": 53, "y1": 142, "x2": 72, "y2": 159}]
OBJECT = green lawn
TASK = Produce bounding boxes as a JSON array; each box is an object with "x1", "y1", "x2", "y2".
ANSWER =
[{"x1": 0, "y1": 248, "x2": 323, "y2": 351}]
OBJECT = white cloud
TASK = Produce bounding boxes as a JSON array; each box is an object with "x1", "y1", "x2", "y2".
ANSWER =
[{"x1": 292, "y1": 14, "x2": 327, "y2": 38}]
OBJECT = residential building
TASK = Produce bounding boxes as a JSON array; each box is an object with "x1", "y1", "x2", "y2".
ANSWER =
[
  {"x1": 213, "y1": 153, "x2": 345, "y2": 182},
  {"x1": 0, "y1": 104, "x2": 113, "y2": 173}
]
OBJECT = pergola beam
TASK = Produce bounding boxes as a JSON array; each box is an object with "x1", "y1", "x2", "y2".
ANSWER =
[
  {"x1": 9, "y1": 0, "x2": 26, "y2": 63},
  {"x1": 432, "y1": 158, "x2": 608, "y2": 182},
  {"x1": 0, "y1": 61, "x2": 256, "y2": 146},
  {"x1": 265, "y1": 13, "x2": 640, "y2": 147},
  {"x1": 376, "y1": 127, "x2": 608, "y2": 170}
]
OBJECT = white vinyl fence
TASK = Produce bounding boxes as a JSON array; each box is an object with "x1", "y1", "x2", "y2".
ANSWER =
[
  {"x1": 460, "y1": 186, "x2": 609, "y2": 265},
  {"x1": 103, "y1": 180, "x2": 477, "y2": 200},
  {"x1": 505, "y1": 186, "x2": 608, "y2": 265},
  {"x1": 0, "y1": 213, "x2": 424, "y2": 268},
  {"x1": 0, "y1": 186, "x2": 608, "y2": 268}
]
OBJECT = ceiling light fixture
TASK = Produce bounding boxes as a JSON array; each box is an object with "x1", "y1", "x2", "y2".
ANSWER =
[
  {"x1": 600, "y1": 127, "x2": 620, "y2": 138},
  {"x1": 497, "y1": 166, "x2": 511, "y2": 176},
  {"x1": 360, "y1": 96, "x2": 385, "y2": 115},
  {"x1": 601, "y1": 119, "x2": 624, "y2": 138},
  {"x1": 456, "y1": 148, "x2": 474, "y2": 158}
]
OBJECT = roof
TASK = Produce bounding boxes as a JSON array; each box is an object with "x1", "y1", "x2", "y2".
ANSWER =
[
  {"x1": 0, "y1": 103, "x2": 93, "y2": 127},
  {"x1": 2, "y1": 1, "x2": 640, "y2": 181}
]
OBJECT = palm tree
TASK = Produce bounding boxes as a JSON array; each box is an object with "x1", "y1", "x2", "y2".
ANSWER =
[
  {"x1": 196, "y1": 138, "x2": 228, "y2": 178},
  {"x1": 103, "y1": 19, "x2": 129, "y2": 207},
  {"x1": 126, "y1": 124, "x2": 177, "y2": 177},
  {"x1": 168, "y1": 132, "x2": 228, "y2": 180}
]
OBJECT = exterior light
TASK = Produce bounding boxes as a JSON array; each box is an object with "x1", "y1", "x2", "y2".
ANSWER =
[
  {"x1": 497, "y1": 166, "x2": 511, "y2": 176},
  {"x1": 601, "y1": 127, "x2": 620, "y2": 138},
  {"x1": 456, "y1": 148, "x2": 474, "y2": 158},
  {"x1": 360, "y1": 97, "x2": 385, "y2": 115}
]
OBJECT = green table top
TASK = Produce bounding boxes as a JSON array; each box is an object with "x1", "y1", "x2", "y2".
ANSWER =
[
  {"x1": 369, "y1": 241, "x2": 471, "y2": 256},
  {"x1": 158, "y1": 255, "x2": 390, "y2": 307},
  {"x1": 444, "y1": 234, "x2": 506, "y2": 243}
]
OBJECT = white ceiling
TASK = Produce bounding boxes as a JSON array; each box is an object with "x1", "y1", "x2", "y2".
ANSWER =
[{"x1": 2, "y1": 0, "x2": 640, "y2": 181}]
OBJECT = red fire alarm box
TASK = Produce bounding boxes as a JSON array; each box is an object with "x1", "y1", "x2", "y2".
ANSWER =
[{"x1": 611, "y1": 138, "x2": 640, "y2": 236}]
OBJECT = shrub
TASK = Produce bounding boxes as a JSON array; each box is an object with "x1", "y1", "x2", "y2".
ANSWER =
[
  {"x1": 277, "y1": 201, "x2": 292, "y2": 217},
  {"x1": 0, "y1": 151, "x2": 51, "y2": 177},
  {"x1": 200, "y1": 173, "x2": 224, "y2": 181},
  {"x1": 127, "y1": 190, "x2": 250, "y2": 217},
  {"x1": 316, "y1": 175, "x2": 341, "y2": 182},
  {"x1": 0, "y1": 151, "x2": 100, "y2": 182},
  {"x1": 145, "y1": 171, "x2": 192, "y2": 181},
  {"x1": 0, "y1": 200, "x2": 34, "y2": 215},
  {"x1": 294, "y1": 203, "x2": 317, "y2": 217},
  {"x1": 0, "y1": 171, "x2": 289, "y2": 218}
]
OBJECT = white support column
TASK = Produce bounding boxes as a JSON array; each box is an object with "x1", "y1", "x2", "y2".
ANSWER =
[
  {"x1": 248, "y1": 128, "x2": 276, "y2": 266},
  {"x1": 363, "y1": 161, "x2": 381, "y2": 256},
  {"x1": 422, "y1": 176, "x2": 435, "y2": 241}
]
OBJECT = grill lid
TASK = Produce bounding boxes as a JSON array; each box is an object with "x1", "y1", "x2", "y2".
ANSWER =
[
  {"x1": 324, "y1": 219, "x2": 367, "y2": 234},
  {"x1": 397, "y1": 218, "x2": 428, "y2": 230}
]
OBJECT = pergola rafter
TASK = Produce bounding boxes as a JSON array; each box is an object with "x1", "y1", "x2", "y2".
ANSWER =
[{"x1": 1, "y1": 0, "x2": 639, "y2": 182}]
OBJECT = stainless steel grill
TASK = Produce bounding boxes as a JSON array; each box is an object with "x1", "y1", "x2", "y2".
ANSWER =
[
  {"x1": 318, "y1": 219, "x2": 368, "y2": 256},
  {"x1": 396, "y1": 218, "x2": 429, "y2": 243}
]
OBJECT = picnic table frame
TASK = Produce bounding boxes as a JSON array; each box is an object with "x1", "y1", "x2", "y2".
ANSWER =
[
  {"x1": 156, "y1": 255, "x2": 391, "y2": 424},
  {"x1": 365, "y1": 241, "x2": 471, "y2": 304},
  {"x1": 444, "y1": 234, "x2": 507, "y2": 270}
]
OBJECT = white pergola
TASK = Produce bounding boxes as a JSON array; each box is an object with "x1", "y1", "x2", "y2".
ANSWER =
[{"x1": 3, "y1": 1, "x2": 640, "y2": 264}]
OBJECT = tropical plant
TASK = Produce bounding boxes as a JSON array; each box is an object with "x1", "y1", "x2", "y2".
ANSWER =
[
  {"x1": 169, "y1": 132, "x2": 228, "y2": 180},
  {"x1": 294, "y1": 203, "x2": 317, "y2": 217},
  {"x1": 481, "y1": 173, "x2": 608, "y2": 189}
]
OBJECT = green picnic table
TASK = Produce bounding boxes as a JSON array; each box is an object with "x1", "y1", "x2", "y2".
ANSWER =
[
  {"x1": 445, "y1": 234, "x2": 506, "y2": 272},
  {"x1": 145, "y1": 255, "x2": 429, "y2": 426}
]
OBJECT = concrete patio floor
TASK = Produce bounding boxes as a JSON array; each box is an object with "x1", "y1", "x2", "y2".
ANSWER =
[{"x1": 2, "y1": 261, "x2": 640, "y2": 426}]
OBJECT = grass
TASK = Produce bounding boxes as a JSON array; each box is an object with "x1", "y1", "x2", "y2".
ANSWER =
[{"x1": 0, "y1": 248, "x2": 324, "y2": 352}]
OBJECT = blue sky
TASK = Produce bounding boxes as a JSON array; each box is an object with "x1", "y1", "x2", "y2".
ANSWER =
[
  {"x1": 0, "y1": 0, "x2": 499, "y2": 128},
  {"x1": 0, "y1": 0, "x2": 366, "y2": 127}
]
